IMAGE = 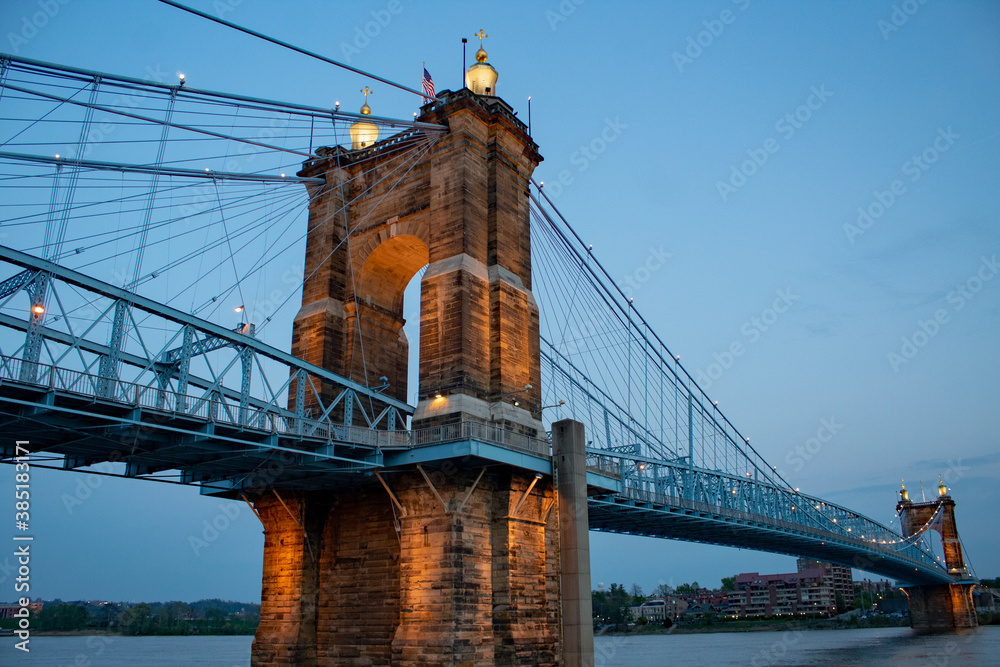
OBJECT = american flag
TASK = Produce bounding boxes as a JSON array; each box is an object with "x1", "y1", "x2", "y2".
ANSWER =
[{"x1": 422, "y1": 67, "x2": 435, "y2": 103}]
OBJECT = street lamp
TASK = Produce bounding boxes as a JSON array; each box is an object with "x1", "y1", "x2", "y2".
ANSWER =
[{"x1": 490, "y1": 384, "x2": 532, "y2": 421}]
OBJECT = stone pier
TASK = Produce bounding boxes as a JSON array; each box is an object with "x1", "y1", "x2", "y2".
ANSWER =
[
  {"x1": 903, "y1": 584, "x2": 978, "y2": 632},
  {"x1": 250, "y1": 463, "x2": 568, "y2": 665}
]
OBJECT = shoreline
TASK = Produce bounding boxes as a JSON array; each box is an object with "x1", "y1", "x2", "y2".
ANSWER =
[
  {"x1": 599, "y1": 618, "x2": 908, "y2": 636},
  {"x1": 16, "y1": 618, "x2": 996, "y2": 639}
]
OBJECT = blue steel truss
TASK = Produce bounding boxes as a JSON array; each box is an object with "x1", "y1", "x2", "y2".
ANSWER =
[{"x1": 0, "y1": 245, "x2": 412, "y2": 487}]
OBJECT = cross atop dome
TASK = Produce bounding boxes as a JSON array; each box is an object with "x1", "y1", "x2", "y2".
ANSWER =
[
  {"x1": 360, "y1": 86, "x2": 373, "y2": 115},
  {"x1": 350, "y1": 86, "x2": 378, "y2": 149}
]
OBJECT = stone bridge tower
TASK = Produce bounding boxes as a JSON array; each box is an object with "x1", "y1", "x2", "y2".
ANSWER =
[
  {"x1": 289, "y1": 67, "x2": 542, "y2": 437},
  {"x1": 249, "y1": 44, "x2": 594, "y2": 667},
  {"x1": 896, "y1": 480, "x2": 978, "y2": 631}
]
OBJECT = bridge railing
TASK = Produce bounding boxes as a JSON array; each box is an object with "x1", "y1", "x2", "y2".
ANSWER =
[
  {"x1": 0, "y1": 353, "x2": 388, "y2": 446},
  {"x1": 0, "y1": 352, "x2": 551, "y2": 458},
  {"x1": 410, "y1": 420, "x2": 551, "y2": 457}
]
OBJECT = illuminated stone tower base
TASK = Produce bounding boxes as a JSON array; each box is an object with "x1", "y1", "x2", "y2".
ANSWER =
[
  {"x1": 250, "y1": 468, "x2": 563, "y2": 666},
  {"x1": 896, "y1": 483, "x2": 978, "y2": 632},
  {"x1": 902, "y1": 584, "x2": 977, "y2": 631}
]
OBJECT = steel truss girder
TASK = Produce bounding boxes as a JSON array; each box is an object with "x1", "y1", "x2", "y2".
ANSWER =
[
  {"x1": 0, "y1": 387, "x2": 382, "y2": 475},
  {"x1": 0, "y1": 269, "x2": 34, "y2": 300},
  {"x1": 0, "y1": 313, "x2": 275, "y2": 420},
  {"x1": 159, "y1": 328, "x2": 242, "y2": 365},
  {"x1": 587, "y1": 497, "x2": 952, "y2": 586},
  {"x1": 97, "y1": 299, "x2": 127, "y2": 398},
  {"x1": 0, "y1": 245, "x2": 413, "y2": 419},
  {"x1": 586, "y1": 448, "x2": 947, "y2": 578},
  {"x1": 19, "y1": 272, "x2": 48, "y2": 383}
]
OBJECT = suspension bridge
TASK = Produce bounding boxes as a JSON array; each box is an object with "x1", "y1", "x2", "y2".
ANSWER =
[{"x1": 0, "y1": 42, "x2": 978, "y2": 666}]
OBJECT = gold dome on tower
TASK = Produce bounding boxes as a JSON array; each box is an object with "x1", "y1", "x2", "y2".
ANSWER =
[
  {"x1": 465, "y1": 29, "x2": 498, "y2": 96},
  {"x1": 350, "y1": 86, "x2": 379, "y2": 150}
]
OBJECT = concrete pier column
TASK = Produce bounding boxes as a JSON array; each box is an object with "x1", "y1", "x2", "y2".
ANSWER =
[{"x1": 553, "y1": 419, "x2": 595, "y2": 667}]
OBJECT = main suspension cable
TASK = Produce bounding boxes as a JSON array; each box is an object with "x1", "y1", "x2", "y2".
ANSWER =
[{"x1": 157, "y1": 0, "x2": 428, "y2": 99}]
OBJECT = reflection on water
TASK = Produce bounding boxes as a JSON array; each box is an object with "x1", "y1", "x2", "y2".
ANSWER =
[
  {"x1": 2, "y1": 626, "x2": 997, "y2": 666},
  {"x1": 0, "y1": 635, "x2": 252, "y2": 666}
]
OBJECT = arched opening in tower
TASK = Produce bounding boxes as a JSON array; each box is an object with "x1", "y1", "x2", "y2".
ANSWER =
[{"x1": 353, "y1": 233, "x2": 428, "y2": 409}]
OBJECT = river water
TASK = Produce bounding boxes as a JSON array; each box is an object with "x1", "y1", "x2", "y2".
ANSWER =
[
  {"x1": 1, "y1": 627, "x2": 997, "y2": 665},
  {"x1": 595, "y1": 626, "x2": 999, "y2": 666}
]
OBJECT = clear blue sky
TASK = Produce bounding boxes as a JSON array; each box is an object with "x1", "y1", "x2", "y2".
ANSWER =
[{"x1": 0, "y1": 0, "x2": 997, "y2": 602}]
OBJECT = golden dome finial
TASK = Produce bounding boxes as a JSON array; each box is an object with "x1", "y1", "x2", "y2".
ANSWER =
[
  {"x1": 360, "y1": 86, "x2": 373, "y2": 115},
  {"x1": 466, "y1": 30, "x2": 498, "y2": 95},
  {"x1": 899, "y1": 479, "x2": 909, "y2": 502},
  {"x1": 350, "y1": 86, "x2": 379, "y2": 149},
  {"x1": 474, "y1": 29, "x2": 488, "y2": 62},
  {"x1": 938, "y1": 475, "x2": 947, "y2": 497}
]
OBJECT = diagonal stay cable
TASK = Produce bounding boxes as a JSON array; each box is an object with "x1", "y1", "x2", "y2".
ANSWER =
[
  {"x1": 0, "y1": 81, "x2": 315, "y2": 159},
  {"x1": 156, "y1": 0, "x2": 427, "y2": 99},
  {"x1": 0, "y1": 80, "x2": 91, "y2": 149},
  {"x1": 256, "y1": 134, "x2": 438, "y2": 340},
  {"x1": 202, "y1": 134, "x2": 437, "y2": 328},
  {"x1": 212, "y1": 177, "x2": 247, "y2": 312}
]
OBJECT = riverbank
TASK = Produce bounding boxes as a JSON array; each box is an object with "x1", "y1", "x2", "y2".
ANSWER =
[{"x1": 600, "y1": 615, "x2": 911, "y2": 636}]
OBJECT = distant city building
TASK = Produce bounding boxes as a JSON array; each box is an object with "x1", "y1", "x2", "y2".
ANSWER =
[
  {"x1": 0, "y1": 601, "x2": 43, "y2": 619},
  {"x1": 683, "y1": 602, "x2": 716, "y2": 620},
  {"x1": 726, "y1": 569, "x2": 835, "y2": 617},
  {"x1": 677, "y1": 588, "x2": 728, "y2": 609},
  {"x1": 797, "y1": 558, "x2": 854, "y2": 607},
  {"x1": 630, "y1": 596, "x2": 688, "y2": 623},
  {"x1": 855, "y1": 577, "x2": 892, "y2": 595}
]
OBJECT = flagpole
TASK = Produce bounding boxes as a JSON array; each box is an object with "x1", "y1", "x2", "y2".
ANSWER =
[{"x1": 462, "y1": 38, "x2": 468, "y2": 89}]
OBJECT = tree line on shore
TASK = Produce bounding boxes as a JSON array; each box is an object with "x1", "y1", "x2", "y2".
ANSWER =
[{"x1": 1, "y1": 599, "x2": 260, "y2": 635}]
